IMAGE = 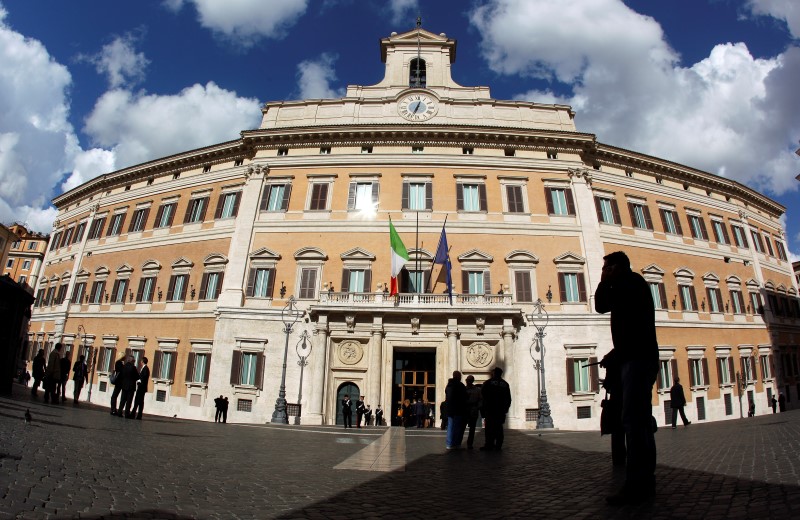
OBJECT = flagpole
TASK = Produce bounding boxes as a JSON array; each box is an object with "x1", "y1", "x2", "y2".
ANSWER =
[
  {"x1": 427, "y1": 215, "x2": 448, "y2": 293},
  {"x1": 415, "y1": 210, "x2": 419, "y2": 293}
]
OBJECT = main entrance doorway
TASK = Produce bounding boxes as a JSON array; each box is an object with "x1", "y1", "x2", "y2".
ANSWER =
[
  {"x1": 335, "y1": 382, "x2": 359, "y2": 426},
  {"x1": 392, "y1": 350, "x2": 436, "y2": 425}
]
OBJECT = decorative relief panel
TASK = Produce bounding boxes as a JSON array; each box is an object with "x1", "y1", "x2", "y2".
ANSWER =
[
  {"x1": 466, "y1": 342, "x2": 493, "y2": 368},
  {"x1": 337, "y1": 340, "x2": 364, "y2": 365}
]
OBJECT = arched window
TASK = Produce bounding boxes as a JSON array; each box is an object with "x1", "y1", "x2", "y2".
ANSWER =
[{"x1": 409, "y1": 58, "x2": 426, "y2": 88}]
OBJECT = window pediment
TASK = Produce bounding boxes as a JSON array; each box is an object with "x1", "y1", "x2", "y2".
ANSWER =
[
  {"x1": 340, "y1": 247, "x2": 376, "y2": 261},
  {"x1": 294, "y1": 247, "x2": 327, "y2": 261},
  {"x1": 553, "y1": 252, "x2": 585, "y2": 266},
  {"x1": 75, "y1": 269, "x2": 90, "y2": 280},
  {"x1": 726, "y1": 275, "x2": 742, "y2": 285},
  {"x1": 116, "y1": 264, "x2": 134, "y2": 276},
  {"x1": 457, "y1": 249, "x2": 493, "y2": 263},
  {"x1": 95, "y1": 266, "x2": 110, "y2": 277},
  {"x1": 746, "y1": 279, "x2": 760, "y2": 290},
  {"x1": 505, "y1": 250, "x2": 539, "y2": 266},
  {"x1": 673, "y1": 267, "x2": 695, "y2": 279},
  {"x1": 204, "y1": 253, "x2": 228, "y2": 267},
  {"x1": 141, "y1": 260, "x2": 162, "y2": 273},
  {"x1": 764, "y1": 280, "x2": 775, "y2": 290},
  {"x1": 171, "y1": 257, "x2": 194, "y2": 270},
  {"x1": 250, "y1": 248, "x2": 281, "y2": 261},
  {"x1": 702, "y1": 272, "x2": 720, "y2": 284},
  {"x1": 641, "y1": 264, "x2": 665, "y2": 277}
]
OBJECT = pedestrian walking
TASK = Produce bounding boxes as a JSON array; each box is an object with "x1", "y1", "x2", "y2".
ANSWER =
[
  {"x1": 43, "y1": 343, "x2": 63, "y2": 404},
  {"x1": 131, "y1": 357, "x2": 150, "y2": 420},
  {"x1": 221, "y1": 397, "x2": 229, "y2": 423},
  {"x1": 440, "y1": 401, "x2": 448, "y2": 430},
  {"x1": 465, "y1": 375, "x2": 482, "y2": 449},
  {"x1": 58, "y1": 353, "x2": 70, "y2": 403},
  {"x1": 596, "y1": 251, "x2": 659, "y2": 506},
  {"x1": 445, "y1": 371, "x2": 467, "y2": 449},
  {"x1": 669, "y1": 378, "x2": 691, "y2": 428},
  {"x1": 375, "y1": 404, "x2": 384, "y2": 426},
  {"x1": 341, "y1": 394, "x2": 352, "y2": 428},
  {"x1": 480, "y1": 368, "x2": 511, "y2": 451},
  {"x1": 214, "y1": 395, "x2": 224, "y2": 422},
  {"x1": 356, "y1": 396, "x2": 366, "y2": 428},
  {"x1": 772, "y1": 396, "x2": 778, "y2": 413},
  {"x1": 748, "y1": 400, "x2": 756, "y2": 417},
  {"x1": 31, "y1": 349, "x2": 45, "y2": 397},
  {"x1": 119, "y1": 355, "x2": 139, "y2": 418},
  {"x1": 72, "y1": 355, "x2": 88, "y2": 404},
  {"x1": 109, "y1": 356, "x2": 125, "y2": 415}
]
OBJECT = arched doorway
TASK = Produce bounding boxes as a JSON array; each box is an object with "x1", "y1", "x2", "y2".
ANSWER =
[{"x1": 336, "y1": 382, "x2": 360, "y2": 426}]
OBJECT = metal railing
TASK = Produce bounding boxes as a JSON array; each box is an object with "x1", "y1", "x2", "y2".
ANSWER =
[{"x1": 318, "y1": 291, "x2": 513, "y2": 306}]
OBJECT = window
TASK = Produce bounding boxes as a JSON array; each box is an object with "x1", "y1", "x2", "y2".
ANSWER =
[
  {"x1": 760, "y1": 354, "x2": 772, "y2": 380},
  {"x1": 658, "y1": 359, "x2": 677, "y2": 390},
  {"x1": 260, "y1": 184, "x2": 292, "y2": 212},
  {"x1": 136, "y1": 276, "x2": 157, "y2": 303},
  {"x1": 547, "y1": 150, "x2": 558, "y2": 159},
  {"x1": 90, "y1": 281, "x2": 106, "y2": 304},
  {"x1": 409, "y1": 58, "x2": 426, "y2": 87},
  {"x1": 215, "y1": 192, "x2": 241, "y2": 219},
  {"x1": 341, "y1": 268, "x2": 372, "y2": 293},
  {"x1": 730, "y1": 290, "x2": 744, "y2": 314},
  {"x1": 35, "y1": 288, "x2": 45, "y2": 307},
  {"x1": 558, "y1": 273, "x2": 586, "y2": 303},
  {"x1": 203, "y1": 164, "x2": 211, "y2": 173},
  {"x1": 26, "y1": 241, "x2": 37, "y2": 250},
  {"x1": 199, "y1": 271, "x2": 224, "y2": 300},
  {"x1": 246, "y1": 268, "x2": 275, "y2": 298},
  {"x1": 234, "y1": 158, "x2": 244, "y2": 167},
  {"x1": 308, "y1": 183, "x2": 329, "y2": 211},
  {"x1": 231, "y1": 351, "x2": 264, "y2": 387},
  {"x1": 706, "y1": 287, "x2": 722, "y2": 313},
  {"x1": 167, "y1": 274, "x2": 188, "y2": 301},
  {"x1": 741, "y1": 357, "x2": 756, "y2": 382},
  {"x1": 19, "y1": 275, "x2": 26, "y2": 285},
  {"x1": 504, "y1": 148, "x2": 516, "y2": 157},
  {"x1": 184, "y1": 197, "x2": 209, "y2": 224},
  {"x1": 514, "y1": 271, "x2": 533, "y2": 303},
  {"x1": 462, "y1": 270, "x2": 491, "y2": 295},
  {"x1": 462, "y1": 147, "x2": 474, "y2": 155},
  {"x1": 277, "y1": 148, "x2": 288, "y2": 156},
  {"x1": 71, "y1": 282, "x2": 86, "y2": 304},
  {"x1": 185, "y1": 353, "x2": 210, "y2": 384},
  {"x1": 153, "y1": 351, "x2": 177, "y2": 381},
  {"x1": 689, "y1": 358, "x2": 709, "y2": 387},
  {"x1": 106, "y1": 212, "x2": 127, "y2": 237},
  {"x1": 111, "y1": 279, "x2": 128, "y2": 304},
  {"x1": 687, "y1": 215, "x2": 709, "y2": 240},
  {"x1": 711, "y1": 220, "x2": 730, "y2": 245},
  {"x1": 595, "y1": 196, "x2": 621, "y2": 225},
  {"x1": 680, "y1": 284, "x2": 698, "y2": 311},
  {"x1": 566, "y1": 357, "x2": 598, "y2": 393},
  {"x1": 238, "y1": 399, "x2": 253, "y2": 412},
  {"x1": 88, "y1": 217, "x2": 106, "y2": 239},
  {"x1": 775, "y1": 241, "x2": 788, "y2": 261},
  {"x1": 411, "y1": 146, "x2": 424, "y2": 154},
  {"x1": 54, "y1": 284, "x2": 68, "y2": 305},
  {"x1": 347, "y1": 181, "x2": 379, "y2": 211},
  {"x1": 11, "y1": 241, "x2": 20, "y2": 249},
  {"x1": 99, "y1": 347, "x2": 116, "y2": 372},
  {"x1": 73, "y1": 222, "x2": 86, "y2": 244},
  {"x1": 22, "y1": 260, "x2": 31, "y2": 270},
  {"x1": 400, "y1": 269, "x2": 429, "y2": 293},
  {"x1": 60, "y1": 227, "x2": 74, "y2": 248},
  {"x1": 128, "y1": 208, "x2": 150, "y2": 233},
  {"x1": 731, "y1": 225, "x2": 748, "y2": 248},
  {"x1": 749, "y1": 292, "x2": 762, "y2": 314},
  {"x1": 49, "y1": 232, "x2": 61, "y2": 251},
  {"x1": 154, "y1": 202, "x2": 177, "y2": 228},
  {"x1": 402, "y1": 181, "x2": 432, "y2": 211},
  {"x1": 457, "y1": 183, "x2": 487, "y2": 212},
  {"x1": 545, "y1": 187, "x2": 575, "y2": 216},
  {"x1": 628, "y1": 201, "x2": 653, "y2": 230},
  {"x1": 649, "y1": 282, "x2": 668, "y2": 310},
  {"x1": 750, "y1": 230, "x2": 764, "y2": 253},
  {"x1": 505, "y1": 185, "x2": 525, "y2": 214},
  {"x1": 298, "y1": 267, "x2": 318, "y2": 299},
  {"x1": 319, "y1": 147, "x2": 331, "y2": 155},
  {"x1": 5, "y1": 259, "x2": 13, "y2": 268},
  {"x1": 717, "y1": 357, "x2": 733, "y2": 385},
  {"x1": 763, "y1": 235, "x2": 774, "y2": 256},
  {"x1": 361, "y1": 146, "x2": 373, "y2": 154}
]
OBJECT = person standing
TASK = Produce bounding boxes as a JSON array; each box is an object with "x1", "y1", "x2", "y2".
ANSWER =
[
  {"x1": 221, "y1": 397, "x2": 229, "y2": 423},
  {"x1": 669, "y1": 378, "x2": 690, "y2": 428},
  {"x1": 414, "y1": 399, "x2": 427, "y2": 428},
  {"x1": 772, "y1": 396, "x2": 778, "y2": 413},
  {"x1": 131, "y1": 357, "x2": 150, "y2": 420},
  {"x1": 365, "y1": 405, "x2": 373, "y2": 426},
  {"x1": 43, "y1": 343, "x2": 63, "y2": 404},
  {"x1": 31, "y1": 349, "x2": 46, "y2": 397},
  {"x1": 72, "y1": 355, "x2": 89, "y2": 404},
  {"x1": 596, "y1": 251, "x2": 659, "y2": 506},
  {"x1": 214, "y1": 395, "x2": 224, "y2": 422},
  {"x1": 341, "y1": 394, "x2": 353, "y2": 429},
  {"x1": 480, "y1": 368, "x2": 511, "y2": 451},
  {"x1": 375, "y1": 404, "x2": 384, "y2": 426},
  {"x1": 465, "y1": 375, "x2": 482, "y2": 449},
  {"x1": 109, "y1": 356, "x2": 125, "y2": 416},
  {"x1": 58, "y1": 353, "x2": 71, "y2": 403},
  {"x1": 119, "y1": 355, "x2": 139, "y2": 418},
  {"x1": 778, "y1": 393, "x2": 786, "y2": 412},
  {"x1": 356, "y1": 396, "x2": 366, "y2": 428},
  {"x1": 445, "y1": 371, "x2": 468, "y2": 449}
]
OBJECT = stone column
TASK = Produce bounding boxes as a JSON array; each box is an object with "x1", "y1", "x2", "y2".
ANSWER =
[
  {"x1": 568, "y1": 168, "x2": 606, "y2": 307},
  {"x1": 304, "y1": 316, "x2": 329, "y2": 425},
  {"x1": 368, "y1": 318, "x2": 383, "y2": 410},
  {"x1": 502, "y1": 320, "x2": 518, "y2": 423},
  {"x1": 738, "y1": 211, "x2": 764, "y2": 285},
  {"x1": 447, "y1": 318, "x2": 459, "y2": 375}
]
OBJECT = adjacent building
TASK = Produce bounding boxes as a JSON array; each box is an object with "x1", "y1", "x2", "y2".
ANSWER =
[
  {"x1": 3, "y1": 224, "x2": 49, "y2": 291},
  {"x1": 27, "y1": 28, "x2": 800, "y2": 429}
]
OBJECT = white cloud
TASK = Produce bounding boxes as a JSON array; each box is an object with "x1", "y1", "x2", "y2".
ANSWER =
[
  {"x1": 746, "y1": 0, "x2": 800, "y2": 39},
  {"x1": 173, "y1": 0, "x2": 309, "y2": 46},
  {"x1": 79, "y1": 33, "x2": 150, "y2": 89},
  {"x1": 389, "y1": 0, "x2": 419, "y2": 24},
  {"x1": 296, "y1": 53, "x2": 345, "y2": 99},
  {"x1": 83, "y1": 83, "x2": 261, "y2": 169},
  {"x1": 470, "y1": 0, "x2": 800, "y2": 197}
]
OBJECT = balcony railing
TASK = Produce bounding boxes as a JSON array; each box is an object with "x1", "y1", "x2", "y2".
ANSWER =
[{"x1": 317, "y1": 291, "x2": 513, "y2": 306}]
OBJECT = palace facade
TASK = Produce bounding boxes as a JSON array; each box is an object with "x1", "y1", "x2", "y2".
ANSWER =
[{"x1": 27, "y1": 28, "x2": 800, "y2": 429}]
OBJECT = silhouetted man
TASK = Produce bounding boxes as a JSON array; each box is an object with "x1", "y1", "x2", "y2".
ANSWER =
[
  {"x1": 596, "y1": 251, "x2": 659, "y2": 505},
  {"x1": 341, "y1": 394, "x2": 352, "y2": 428},
  {"x1": 669, "y1": 378, "x2": 690, "y2": 428},
  {"x1": 72, "y1": 355, "x2": 88, "y2": 404},
  {"x1": 445, "y1": 371, "x2": 467, "y2": 449},
  {"x1": 481, "y1": 368, "x2": 511, "y2": 451},
  {"x1": 131, "y1": 357, "x2": 150, "y2": 420},
  {"x1": 119, "y1": 355, "x2": 139, "y2": 418}
]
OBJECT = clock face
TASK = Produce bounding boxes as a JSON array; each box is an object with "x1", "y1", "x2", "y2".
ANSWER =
[{"x1": 398, "y1": 94, "x2": 438, "y2": 121}]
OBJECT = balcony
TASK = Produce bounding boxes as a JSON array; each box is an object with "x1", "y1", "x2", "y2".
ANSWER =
[{"x1": 317, "y1": 291, "x2": 513, "y2": 307}]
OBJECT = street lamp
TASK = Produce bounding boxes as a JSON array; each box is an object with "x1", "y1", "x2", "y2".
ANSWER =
[
  {"x1": 78, "y1": 325, "x2": 96, "y2": 403},
  {"x1": 272, "y1": 296, "x2": 301, "y2": 424},
  {"x1": 294, "y1": 330, "x2": 312, "y2": 425},
  {"x1": 529, "y1": 298, "x2": 554, "y2": 429}
]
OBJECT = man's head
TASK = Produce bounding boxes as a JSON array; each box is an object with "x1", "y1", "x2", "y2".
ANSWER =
[
  {"x1": 602, "y1": 251, "x2": 631, "y2": 280},
  {"x1": 126, "y1": 355, "x2": 134, "y2": 363},
  {"x1": 54, "y1": 342, "x2": 63, "y2": 352},
  {"x1": 142, "y1": 357, "x2": 148, "y2": 365},
  {"x1": 674, "y1": 377, "x2": 680, "y2": 384},
  {"x1": 493, "y1": 367, "x2": 504, "y2": 378},
  {"x1": 344, "y1": 394, "x2": 349, "y2": 399},
  {"x1": 466, "y1": 375, "x2": 475, "y2": 385},
  {"x1": 452, "y1": 370, "x2": 462, "y2": 382},
  {"x1": 79, "y1": 355, "x2": 85, "y2": 362}
]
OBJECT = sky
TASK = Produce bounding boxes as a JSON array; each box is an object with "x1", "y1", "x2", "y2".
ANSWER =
[{"x1": 0, "y1": 0, "x2": 798, "y2": 259}]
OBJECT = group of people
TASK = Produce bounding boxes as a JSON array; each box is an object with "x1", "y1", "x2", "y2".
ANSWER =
[
  {"x1": 397, "y1": 398, "x2": 435, "y2": 428},
  {"x1": 29, "y1": 343, "x2": 89, "y2": 406},
  {"x1": 442, "y1": 367, "x2": 512, "y2": 451},
  {"x1": 341, "y1": 395, "x2": 384, "y2": 427},
  {"x1": 109, "y1": 355, "x2": 150, "y2": 419},
  {"x1": 213, "y1": 395, "x2": 229, "y2": 423}
]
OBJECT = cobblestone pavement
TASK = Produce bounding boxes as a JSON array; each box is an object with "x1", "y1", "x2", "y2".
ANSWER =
[{"x1": 2, "y1": 384, "x2": 799, "y2": 519}]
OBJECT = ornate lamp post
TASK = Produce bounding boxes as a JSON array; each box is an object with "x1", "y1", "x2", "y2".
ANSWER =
[
  {"x1": 294, "y1": 330, "x2": 312, "y2": 425},
  {"x1": 78, "y1": 325, "x2": 97, "y2": 403},
  {"x1": 529, "y1": 299, "x2": 554, "y2": 429},
  {"x1": 272, "y1": 297, "x2": 301, "y2": 424}
]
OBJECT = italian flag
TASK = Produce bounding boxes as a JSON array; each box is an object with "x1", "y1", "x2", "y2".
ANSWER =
[{"x1": 389, "y1": 219, "x2": 409, "y2": 296}]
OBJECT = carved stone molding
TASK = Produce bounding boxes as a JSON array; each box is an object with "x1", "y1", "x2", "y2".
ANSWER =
[
  {"x1": 411, "y1": 317, "x2": 420, "y2": 334},
  {"x1": 466, "y1": 342, "x2": 493, "y2": 369},
  {"x1": 345, "y1": 315, "x2": 356, "y2": 332}
]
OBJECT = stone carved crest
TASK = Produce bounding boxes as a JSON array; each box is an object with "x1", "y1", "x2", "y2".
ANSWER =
[
  {"x1": 411, "y1": 317, "x2": 420, "y2": 334},
  {"x1": 475, "y1": 316, "x2": 486, "y2": 332},
  {"x1": 466, "y1": 342, "x2": 493, "y2": 368},
  {"x1": 337, "y1": 340, "x2": 364, "y2": 365},
  {"x1": 345, "y1": 315, "x2": 356, "y2": 332}
]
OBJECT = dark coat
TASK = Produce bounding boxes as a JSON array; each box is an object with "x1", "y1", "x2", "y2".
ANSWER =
[
  {"x1": 72, "y1": 361, "x2": 88, "y2": 384},
  {"x1": 32, "y1": 354, "x2": 46, "y2": 379},
  {"x1": 137, "y1": 365, "x2": 150, "y2": 394},
  {"x1": 342, "y1": 398, "x2": 352, "y2": 414},
  {"x1": 121, "y1": 361, "x2": 139, "y2": 392},
  {"x1": 113, "y1": 359, "x2": 124, "y2": 386},
  {"x1": 60, "y1": 357, "x2": 71, "y2": 381},
  {"x1": 481, "y1": 376, "x2": 512, "y2": 418},
  {"x1": 356, "y1": 399, "x2": 365, "y2": 415},
  {"x1": 445, "y1": 379, "x2": 468, "y2": 417},
  {"x1": 669, "y1": 383, "x2": 686, "y2": 407},
  {"x1": 595, "y1": 269, "x2": 659, "y2": 365},
  {"x1": 414, "y1": 400, "x2": 426, "y2": 416}
]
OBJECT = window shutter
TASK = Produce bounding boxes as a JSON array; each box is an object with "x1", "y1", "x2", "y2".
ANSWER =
[
  {"x1": 558, "y1": 273, "x2": 567, "y2": 302},
  {"x1": 769, "y1": 354, "x2": 775, "y2": 377},
  {"x1": 740, "y1": 357, "x2": 746, "y2": 380},
  {"x1": 689, "y1": 286, "x2": 698, "y2": 310},
  {"x1": 670, "y1": 359, "x2": 679, "y2": 386},
  {"x1": 198, "y1": 198, "x2": 208, "y2": 221},
  {"x1": 214, "y1": 194, "x2": 225, "y2": 219},
  {"x1": 659, "y1": 209, "x2": 668, "y2": 232},
  {"x1": 688, "y1": 360, "x2": 696, "y2": 386},
  {"x1": 589, "y1": 357, "x2": 599, "y2": 392},
  {"x1": 515, "y1": 271, "x2": 532, "y2": 302},
  {"x1": 363, "y1": 270, "x2": 372, "y2": 293},
  {"x1": 544, "y1": 188, "x2": 554, "y2": 214},
  {"x1": 265, "y1": 268, "x2": 275, "y2": 298},
  {"x1": 259, "y1": 186, "x2": 271, "y2": 211},
  {"x1": 183, "y1": 202, "x2": 192, "y2": 223},
  {"x1": 178, "y1": 275, "x2": 188, "y2": 300},
  {"x1": 673, "y1": 213, "x2": 683, "y2": 235},
  {"x1": 246, "y1": 268, "x2": 257, "y2": 297},
  {"x1": 425, "y1": 182, "x2": 433, "y2": 210},
  {"x1": 203, "y1": 355, "x2": 211, "y2": 383},
  {"x1": 347, "y1": 182, "x2": 357, "y2": 210},
  {"x1": 154, "y1": 205, "x2": 165, "y2": 227},
  {"x1": 727, "y1": 358, "x2": 735, "y2": 382},
  {"x1": 456, "y1": 184, "x2": 464, "y2": 210},
  {"x1": 702, "y1": 358, "x2": 709, "y2": 386},
  {"x1": 483, "y1": 270, "x2": 492, "y2": 295},
  {"x1": 281, "y1": 184, "x2": 292, "y2": 210},
  {"x1": 594, "y1": 197, "x2": 604, "y2": 221},
  {"x1": 199, "y1": 273, "x2": 209, "y2": 300},
  {"x1": 230, "y1": 351, "x2": 242, "y2": 385},
  {"x1": 213, "y1": 273, "x2": 224, "y2": 299},
  {"x1": 167, "y1": 275, "x2": 177, "y2": 300},
  {"x1": 400, "y1": 270, "x2": 409, "y2": 292},
  {"x1": 716, "y1": 359, "x2": 724, "y2": 386},
  {"x1": 627, "y1": 203, "x2": 636, "y2": 227},
  {"x1": 564, "y1": 189, "x2": 575, "y2": 215},
  {"x1": 341, "y1": 269, "x2": 351, "y2": 293},
  {"x1": 705, "y1": 288, "x2": 713, "y2": 311},
  {"x1": 566, "y1": 359, "x2": 575, "y2": 394},
  {"x1": 699, "y1": 217, "x2": 708, "y2": 240},
  {"x1": 401, "y1": 182, "x2": 409, "y2": 210},
  {"x1": 313, "y1": 183, "x2": 328, "y2": 210},
  {"x1": 642, "y1": 205, "x2": 653, "y2": 230},
  {"x1": 610, "y1": 199, "x2": 621, "y2": 225},
  {"x1": 168, "y1": 352, "x2": 177, "y2": 380},
  {"x1": 577, "y1": 273, "x2": 587, "y2": 302},
  {"x1": 657, "y1": 366, "x2": 663, "y2": 389},
  {"x1": 185, "y1": 353, "x2": 196, "y2": 383},
  {"x1": 658, "y1": 283, "x2": 668, "y2": 309},
  {"x1": 371, "y1": 183, "x2": 379, "y2": 206},
  {"x1": 255, "y1": 353, "x2": 265, "y2": 390},
  {"x1": 423, "y1": 269, "x2": 431, "y2": 293},
  {"x1": 750, "y1": 357, "x2": 757, "y2": 381},
  {"x1": 461, "y1": 270, "x2": 469, "y2": 294},
  {"x1": 153, "y1": 351, "x2": 163, "y2": 376},
  {"x1": 478, "y1": 184, "x2": 487, "y2": 211},
  {"x1": 231, "y1": 192, "x2": 241, "y2": 217}
]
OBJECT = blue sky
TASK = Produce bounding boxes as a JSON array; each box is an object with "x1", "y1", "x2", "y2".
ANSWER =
[{"x1": 0, "y1": 0, "x2": 798, "y2": 259}]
